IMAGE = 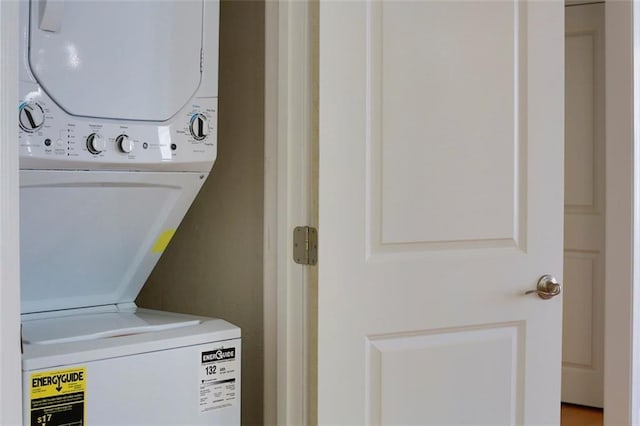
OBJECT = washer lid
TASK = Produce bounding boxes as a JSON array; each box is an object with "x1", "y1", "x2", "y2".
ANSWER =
[
  {"x1": 28, "y1": 0, "x2": 203, "y2": 122},
  {"x1": 22, "y1": 309, "x2": 201, "y2": 345},
  {"x1": 22, "y1": 308, "x2": 241, "y2": 371}
]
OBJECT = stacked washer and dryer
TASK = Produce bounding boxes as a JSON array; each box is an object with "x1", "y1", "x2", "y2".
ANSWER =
[{"x1": 18, "y1": 0, "x2": 240, "y2": 425}]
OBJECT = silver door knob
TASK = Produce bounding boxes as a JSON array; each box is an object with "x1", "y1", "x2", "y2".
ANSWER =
[{"x1": 525, "y1": 275, "x2": 561, "y2": 299}]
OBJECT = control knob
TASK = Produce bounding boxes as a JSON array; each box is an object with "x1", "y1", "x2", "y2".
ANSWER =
[
  {"x1": 189, "y1": 113, "x2": 208, "y2": 141},
  {"x1": 18, "y1": 102, "x2": 45, "y2": 133},
  {"x1": 116, "y1": 134, "x2": 134, "y2": 154},
  {"x1": 86, "y1": 133, "x2": 106, "y2": 155}
]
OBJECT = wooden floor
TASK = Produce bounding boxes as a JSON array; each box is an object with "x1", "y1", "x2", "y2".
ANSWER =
[{"x1": 561, "y1": 403, "x2": 603, "y2": 426}]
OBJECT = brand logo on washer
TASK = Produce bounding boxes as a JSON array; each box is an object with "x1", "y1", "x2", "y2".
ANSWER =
[{"x1": 202, "y1": 348, "x2": 236, "y2": 363}]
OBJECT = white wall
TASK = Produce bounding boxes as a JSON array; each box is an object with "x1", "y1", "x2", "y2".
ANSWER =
[{"x1": 0, "y1": 0, "x2": 23, "y2": 424}]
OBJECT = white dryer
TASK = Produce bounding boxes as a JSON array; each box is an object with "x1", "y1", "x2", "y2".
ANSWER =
[{"x1": 18, "y1": 1, "x2": 240, "y2": 425}]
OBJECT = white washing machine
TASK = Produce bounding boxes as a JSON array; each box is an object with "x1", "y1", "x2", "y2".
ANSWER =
[{"x1": 18, "y1": 1, "x2": 240, "y2": 425}]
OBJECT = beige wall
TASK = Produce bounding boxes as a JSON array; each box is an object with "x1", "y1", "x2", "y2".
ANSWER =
[{"x1": 137, "y1": 1, "x2": 265, "y2": 424}]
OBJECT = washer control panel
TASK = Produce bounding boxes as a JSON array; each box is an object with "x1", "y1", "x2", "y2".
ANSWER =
[{"x1": 18, "y1": 84, "x2": 218, "y2": 172}]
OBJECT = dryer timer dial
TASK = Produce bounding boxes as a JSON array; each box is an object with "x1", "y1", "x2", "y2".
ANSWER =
[
  {"x1": 189, "y1": 113, "x2": 208, "y2": 141},
  {"x1": 18, "y1": 102, "x2": 45, "y2": 133}
]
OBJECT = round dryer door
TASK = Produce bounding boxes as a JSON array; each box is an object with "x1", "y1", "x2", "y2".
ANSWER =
[{"x1": 28, "y1": 0, "x2": 203, "y2": 122}]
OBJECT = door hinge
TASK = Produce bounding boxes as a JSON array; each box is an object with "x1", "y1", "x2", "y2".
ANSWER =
[{"x1": 293, "y1": 226, "x2": 318, "y2": 265}]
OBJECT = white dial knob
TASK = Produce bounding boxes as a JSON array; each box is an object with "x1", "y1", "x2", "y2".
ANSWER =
[
  {"x1": 19, "y1": 102, "x2": 45, "y2": 133},
  {"x1": 116, "y1": 134, "x2": 134, "y2": 154},
  {"x1": 189, "y1": 113, "x2": 208, "y2": 141},
  {"x1": 86, "y1": 133, "x2": 106, "y2": 155}
]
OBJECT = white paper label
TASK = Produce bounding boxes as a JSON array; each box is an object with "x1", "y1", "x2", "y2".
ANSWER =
[{"x1": 199, "y1": 346, "x2": 238, "y2": 413}]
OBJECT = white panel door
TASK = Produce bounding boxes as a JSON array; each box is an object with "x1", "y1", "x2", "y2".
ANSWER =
[
  {"x1": 317, "y1": 1, "x2": 564, "y2": 424},
  {"x1": 563, "y1": 3, "x2": 604, "y2": 408}
]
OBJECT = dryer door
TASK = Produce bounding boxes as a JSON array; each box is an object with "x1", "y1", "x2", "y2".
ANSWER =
[
  {"x1": 20, "y1": 170, "x2": 207, "y2": 314},
  {"x1": 28, "y1": 0, "x2": 203, "y2": 122}
]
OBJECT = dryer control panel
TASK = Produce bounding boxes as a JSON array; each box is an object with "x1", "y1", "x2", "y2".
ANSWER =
[{"x1": 18, "y1": 84, "x2": 217, "y2": 173}]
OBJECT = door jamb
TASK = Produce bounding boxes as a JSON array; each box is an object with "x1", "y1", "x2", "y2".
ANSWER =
[
  {"x1": 264, "y1": 1, "x2": 316, "y2": 424},
  {"x1": 603, "y1": 1, "x2": 637, "y2": 424}
]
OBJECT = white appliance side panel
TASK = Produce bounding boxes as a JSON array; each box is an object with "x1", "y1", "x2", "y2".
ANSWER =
[
  {"x1": 28, "y1": 0, "x2": 203, "y2": 122},
  {"x1": 23, "y1": 338, "x2": 241, "y2": 426},
  {"x1": 199, "y1": 0, "x2": 220, "y2": 98},
  {"x1": 20, "y1": 170, "x2": 206, "y2": 314}
]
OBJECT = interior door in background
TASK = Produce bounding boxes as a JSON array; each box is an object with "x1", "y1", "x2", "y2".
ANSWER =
[
  {"x1": 317, "y1": 0, "x2": 565, "y2": 424},
  {"x1": 563, "y1": 2, "x2": 605, "y2": 408}
]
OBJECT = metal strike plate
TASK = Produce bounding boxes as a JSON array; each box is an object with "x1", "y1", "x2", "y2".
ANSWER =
[{"x1": 293, "y1": 226, "x2": 318, "y2": 265}]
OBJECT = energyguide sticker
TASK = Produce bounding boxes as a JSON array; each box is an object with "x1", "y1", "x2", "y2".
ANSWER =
[
  {"x1": 30, "y1": 367, "x2": 86, "y2": 426},
  {"x1": 199, "y1": 346, "x2": 238, "y2": 413}
]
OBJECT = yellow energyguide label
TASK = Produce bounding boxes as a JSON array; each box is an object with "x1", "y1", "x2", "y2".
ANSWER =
[
  {"x1": 30, "y1": 367, "x2": 86, "y2": 426},
  {"x1": 152, "y1": 229, "x2": 176, "y2": 253}
]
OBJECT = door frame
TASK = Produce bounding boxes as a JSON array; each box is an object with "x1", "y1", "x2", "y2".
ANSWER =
[
  {"x1": 265, "y1": 0, "x2": 640, "y2": 424},
  {"x1": 264, "y1": 1, "x2": 317, "y2": 425},
  {"x1": 0, "y1": 0, "x2": 23, "y2": 424},
  {"x1": 604, "y1": 1, "x2": 638, "y2": 424}
]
